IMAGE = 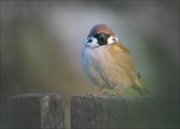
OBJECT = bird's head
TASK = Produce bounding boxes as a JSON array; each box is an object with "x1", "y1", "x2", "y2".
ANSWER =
[{"x1": 85, "y1": 24, "x2": 119, "y2": 49}]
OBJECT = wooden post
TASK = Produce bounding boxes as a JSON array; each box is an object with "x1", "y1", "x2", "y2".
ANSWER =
[
  {"x1": 8, "y1": 93, "x2": 64, "y2": 129},
  {"x1": 71, "y1": 94, "x2": 179, "y2": 129}
]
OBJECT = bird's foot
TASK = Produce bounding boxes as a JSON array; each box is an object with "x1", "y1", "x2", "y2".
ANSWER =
[{"x1": 114, "y1": 88, "x2": 122, "y2": 96}]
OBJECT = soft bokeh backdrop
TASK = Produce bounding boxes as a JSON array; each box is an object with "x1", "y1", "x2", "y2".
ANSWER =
[{"x1": 1, "y1": 1, "x2": 179, "y2": 128}]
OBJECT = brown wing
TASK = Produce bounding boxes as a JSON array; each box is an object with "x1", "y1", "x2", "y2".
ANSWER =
[
  {"x1": 110, "y1": 42, "x2": 150, "y2": 95},
  {"x1": 108, "y1": 43, "x2": 138, "y2": 84}
]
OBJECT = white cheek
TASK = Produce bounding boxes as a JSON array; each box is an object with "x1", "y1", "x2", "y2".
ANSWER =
[
  {"x1": 107, "y1": 35, "x2": 119, "y2": 45},
  {"x1": 91, "y1": 37, "x2": 98, "y2": 46},
  {"x1": 115, "y1": 35, "x2": 119, "y2": 42},
  {"x1": 86, "y1": 37, "x2": 99, "y2": 47}
]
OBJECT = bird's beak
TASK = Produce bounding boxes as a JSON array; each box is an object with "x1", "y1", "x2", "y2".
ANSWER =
[
  {"x1": 97, "y1": 33, "x2": 108, "y2": 46},
  {"x1": 97, "y1": 33, "x2": 108, "y2": 41}
]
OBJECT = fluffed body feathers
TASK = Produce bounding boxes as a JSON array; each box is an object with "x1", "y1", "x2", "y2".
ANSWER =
[{"x1": 82, "y1": 24, "x2": 148, "y2": 95}]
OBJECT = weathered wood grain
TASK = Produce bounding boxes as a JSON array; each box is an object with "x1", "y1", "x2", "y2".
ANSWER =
[
  {"x1": 71, "y1": 94, "x2": 179, "y2": 129},
  {"x1": 8, "y1": 93, "x2": 64, "y2": 129}
]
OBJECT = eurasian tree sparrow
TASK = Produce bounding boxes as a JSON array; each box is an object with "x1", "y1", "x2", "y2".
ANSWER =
[{"x1": 82, "y1": 24, "x2": 148, "y2": 95}]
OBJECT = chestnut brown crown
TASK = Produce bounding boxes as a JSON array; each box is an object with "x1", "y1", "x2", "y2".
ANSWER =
[{"x1": 88, "y1": 24, "x2": 115, "y2": 38}]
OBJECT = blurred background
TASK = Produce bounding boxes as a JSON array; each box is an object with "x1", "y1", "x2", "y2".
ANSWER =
[{"x1": 0, "y1": 1, "x2": 179, "y2": 128}]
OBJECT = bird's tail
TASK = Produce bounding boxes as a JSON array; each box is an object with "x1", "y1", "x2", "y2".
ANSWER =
[
  {"x1": 133, "y1": 79, "x2": 150, "y2": 96},
  {"x1": 133, "y1": 85, "x2": 150, "y2": 96}
]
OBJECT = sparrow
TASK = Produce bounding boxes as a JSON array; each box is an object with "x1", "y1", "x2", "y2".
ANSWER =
[{"x1": 81, "y1": 24, "x2": 149, "y2": 96}]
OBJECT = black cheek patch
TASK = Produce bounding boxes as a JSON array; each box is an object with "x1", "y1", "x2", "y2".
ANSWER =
[{"x1": 87, "y1": 38, "x2": 92, "y2": 43}]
